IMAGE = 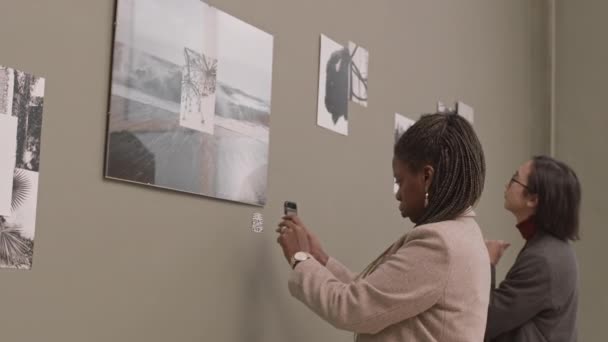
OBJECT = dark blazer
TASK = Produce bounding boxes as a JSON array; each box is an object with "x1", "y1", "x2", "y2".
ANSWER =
[{"x1": 485, "y1": 231, "x2": 579, "y2": 342}]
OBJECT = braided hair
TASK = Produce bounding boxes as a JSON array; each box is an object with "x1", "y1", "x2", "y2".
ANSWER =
[
  {"x1": 358, "y1": 113, "x2": 486, "y2": 281},
  {"x1": 394, "y1": 112, "x2": 486, "y2": 226}
]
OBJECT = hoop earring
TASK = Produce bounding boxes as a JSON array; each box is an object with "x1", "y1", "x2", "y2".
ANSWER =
[{"x1": 424, "y1": 192, "x2": 429, "y2": 208}]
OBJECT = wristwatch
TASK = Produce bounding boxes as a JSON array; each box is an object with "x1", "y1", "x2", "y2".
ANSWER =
[{"x1": 290, "y1": 251, "x2": 311, "y2": 269}]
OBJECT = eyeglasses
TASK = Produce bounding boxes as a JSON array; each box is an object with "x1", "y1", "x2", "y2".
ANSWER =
[{"x1": 509, "y1": 173, "x2": 529, "y2": 190}]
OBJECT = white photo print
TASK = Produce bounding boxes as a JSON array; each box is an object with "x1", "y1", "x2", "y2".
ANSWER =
[
  {"x1": 317, "y1": 34, "x2": 349, "y2": 136},
  {"x1": 0, "y1": 65, "x2": 45, "y2": 270}
]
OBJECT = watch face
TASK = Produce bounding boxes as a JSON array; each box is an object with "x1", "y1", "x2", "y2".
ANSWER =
[{"x1": 295, "y1": 252, "x2": 309, "y2": 261}]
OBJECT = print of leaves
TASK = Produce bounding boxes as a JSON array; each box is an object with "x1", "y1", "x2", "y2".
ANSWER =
[{"x1": 11, "y1": 169, "x2": 31, "y2": 212}]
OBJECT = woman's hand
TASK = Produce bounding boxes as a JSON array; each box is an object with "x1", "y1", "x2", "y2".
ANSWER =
[
  {"x1": 290, "y1": 216, "x2": 330, "y2": 266},
  {"x1": 485, "y1": 240, "x2": 511, "y2": 266},
  {"x1": 276, "y1": 215, "x2": 311, "y2": 266},
  {"x1": 276, "y1": 215, "x2": 330, "y2": 267}
]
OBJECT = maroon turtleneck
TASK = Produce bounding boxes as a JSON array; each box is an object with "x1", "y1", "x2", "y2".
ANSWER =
[{"x1": 516, "y1": 216, "x2": 537, "y2": 241}]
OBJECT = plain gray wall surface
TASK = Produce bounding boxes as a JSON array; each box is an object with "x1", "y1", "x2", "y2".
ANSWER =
[
  {"x1": 556, "y1": 1, "x2": 608, "y2": 340},
  {"x1": 0, "y1": 1, "x2": 549, "y2": 341}
]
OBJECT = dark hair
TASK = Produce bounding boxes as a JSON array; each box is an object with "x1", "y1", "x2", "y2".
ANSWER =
[
  {"x1": 394, "y1": 113, "x2": 486, "y2": 225},
  {"x1": 527, "y1": 156, "x2": 581, "y2": 241}
]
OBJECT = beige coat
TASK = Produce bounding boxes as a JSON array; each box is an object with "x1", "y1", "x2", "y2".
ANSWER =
[{"x1": 288, "y1": 211, "x2": 490, "y2": 341}]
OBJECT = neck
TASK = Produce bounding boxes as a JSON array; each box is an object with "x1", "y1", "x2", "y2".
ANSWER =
[
  {"x1": 515, "y1": 215, "x2": 537, "y2": 241},
  {"x1": 514, "y1": 210, "x2": 534, "y2": 224},
  {"x1": 515, "y1": 214, "x2": 527, "y2": 224}
]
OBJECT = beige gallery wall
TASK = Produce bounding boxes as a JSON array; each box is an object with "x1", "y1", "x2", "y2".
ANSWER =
[
  {"x1": 555, "y1": 0, "x2": 608, "y2": 340},
  {"x1": 0, "y1": 1, "x2": 551, "y2": 341}
]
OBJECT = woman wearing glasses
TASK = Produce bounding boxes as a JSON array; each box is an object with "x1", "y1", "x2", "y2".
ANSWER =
[{"x1": 485, "y1": 156, "x2": 581, "y2": 342}]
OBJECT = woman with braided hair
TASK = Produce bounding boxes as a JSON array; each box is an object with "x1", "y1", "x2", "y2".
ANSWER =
[{"x1": 276, "y1": 113, "x2": 491, "y2": 341}]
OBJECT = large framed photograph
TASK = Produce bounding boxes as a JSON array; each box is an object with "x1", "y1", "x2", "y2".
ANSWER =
[{"x1": 106, "y1": 0, "x2": 274, "y2": 206}]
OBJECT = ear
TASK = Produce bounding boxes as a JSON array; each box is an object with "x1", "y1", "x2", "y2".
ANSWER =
[
  {"x1": 525, "y1": 193, "x2": 539, "y2": 209},
  {"x1": 422, "y1": 165, "x2": 435, "y2": 192}
]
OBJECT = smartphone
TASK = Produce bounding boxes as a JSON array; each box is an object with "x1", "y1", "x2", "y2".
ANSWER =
[{"x1": 284, "y1": 201, "x2": 298, "y2": 216}]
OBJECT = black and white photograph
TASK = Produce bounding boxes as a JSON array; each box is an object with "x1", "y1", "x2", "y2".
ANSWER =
[
  {"x1": 0, "y1": 67, "x2": 17, "y2": 216},
  {"x1": 0, "y1": 114, "x2": 17, "y2": 216},
  {"x1": 0, "y1": 65, "x2": 45, "y2": 270},
  {"x1": 1, "y1": 169, "x2": 38, "y2": 269},
  {"x1": 317, "y1": 34, "x2": 349, "y2": 136},
  {"x1": 349, "y1": 42, "x2": 369, "y2": 108},
  {"x1": 12, "y1": 69, "x2": 44, "y2": 173},
  {"x1": 456, "y1": 101, "x2": 474, "y2": 124},
  {"x1": 394, "y1": 113, "x2": 415, "y2": 193},
  {"x1": 180, "y1": 48, "x2": 218, "y2": 134},
  {"x1": 106, "y1": 0, "x2": 274, "y2": 206},
  {"x1": 395, "y1": 113, "x2": 415, "y2": 144},
  {"x1": 0, "y1": 66, "x2": 15, "y2": 115}
]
